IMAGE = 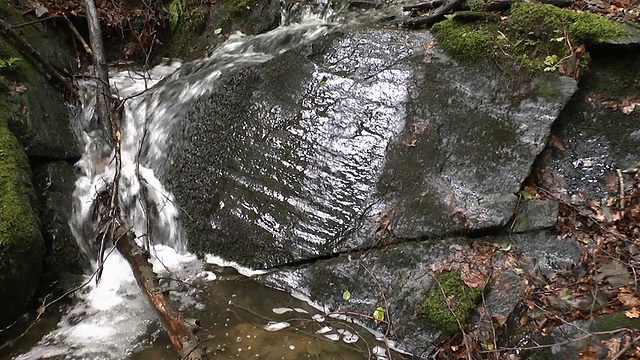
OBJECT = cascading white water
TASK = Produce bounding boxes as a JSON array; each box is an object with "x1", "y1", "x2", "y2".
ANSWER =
[{"x1": 14, "y1": 5, "x2": 345, "y2": 359}]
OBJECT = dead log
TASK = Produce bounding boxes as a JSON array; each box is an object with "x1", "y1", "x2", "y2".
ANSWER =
[
  {"x1": 114, "y1": 226, "x2": 208, "y2": 360},
  {"x1": 83, "y1": 0, "x2": 114, "y2": 140},
  {"x1": 0, "y1": 18, "x2": 75, "y2": 95},
  {"x1": 403, "y1": 0, "x2": 445, "y2": 12},
  {"x1": 402, "y1": 0, "x2": 466, "y2": 29},
  {"x1": 403, "y1": 0, "x2": 573, "y2": 28}
]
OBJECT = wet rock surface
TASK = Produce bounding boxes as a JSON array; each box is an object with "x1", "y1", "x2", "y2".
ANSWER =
[
  {"x1": 544, "y1": 52, "x2": 640, "y2": 202},
  {"x1": 32, "y1": 161, "x2": 87, "y2": 276},
  {"x1": 6, "y1": 79, "x2": 81, "y2": 160},
  {"x1": 168, "y1": 27, "x2": 577, "y2": 270}
]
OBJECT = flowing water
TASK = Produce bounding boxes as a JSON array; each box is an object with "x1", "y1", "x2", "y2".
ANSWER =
[{"x1": 2, "y1": 2, "x2": 406, "y2": 359}]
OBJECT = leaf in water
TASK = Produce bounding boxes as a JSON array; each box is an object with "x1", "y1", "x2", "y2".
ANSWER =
[
  {"x1": 272, "y1": 307, "x2": 294, "y2": 314},
  {"x1": 316, "y1": 326, "x2": 332, "y2": 334},
  {"x1": 373, "y1": 306, "x2": 385, "y2": 324},
  {"x1": 264, "y1": 321, "x2": 291, "y2": 331},
  {"x1": 213, "y1": 28, "x2": 222, "y2": 35},
  {"x1": 324, "y1": 333, "x2": 340, "y2": 341},
  {"x1": 342, "y1": 290, "x2": 351, "y2": 301}
]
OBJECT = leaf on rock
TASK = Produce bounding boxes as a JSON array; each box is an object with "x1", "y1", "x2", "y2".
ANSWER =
[
  {"x1": 618, "y1": 288, "x2": 640, "y2": 307},
  {"x1": 375, "y1": 212, "x2": 393, "y2": 237},
  {"x1": 403, "y1": 139, "x2": 417, "y2": 147},
  {"x1": 342, "y1": 290, "x2": 351, "y2": 301},
  {"x1": 492, "y1": 314, "x2": 508, "y2": 327},
  {"x1": 548, "y1": 135, "x2": 567, "y2": 151},
  {"x1": 625, "y1": 307, "x2": 640, "y2": 319},
  {"x1": 373, "y1": 306, "x2": 385, "y2": 324},
  {"x1": 601, "y1": 337, "x2": 621, "y2": 359}
]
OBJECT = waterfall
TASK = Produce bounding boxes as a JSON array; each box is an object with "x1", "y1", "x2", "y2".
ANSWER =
[{"x1": 14, "y1": 3, "x2": 344, "y2": 359}]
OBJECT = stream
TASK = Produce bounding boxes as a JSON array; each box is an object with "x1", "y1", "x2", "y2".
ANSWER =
[{"x1": 2, "y1": 2, "x2": 405, "y2": 359}]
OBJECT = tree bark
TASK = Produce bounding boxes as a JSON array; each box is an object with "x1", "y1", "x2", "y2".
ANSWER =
[
  {"x1": 114, "y1": 227, "x2": 208, "y2": 360},
  {"x1": 402, "y1": 0, "x2": 465, "y2": 29},
  {"x1": 83, "y1": 0, "x2": 113, "y2": 139}
]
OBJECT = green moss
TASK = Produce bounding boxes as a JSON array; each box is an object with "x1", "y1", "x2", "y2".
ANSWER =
[
  {"x1": 168, "y1": 0, "x2": 184, "y2": 32},
  {"x1": 420, "y1": 270, "x2": 482, "y2": 335},
  {"x1": 510, "y1": 3, "x2": 622, "y2": 44},
  {"x1": 167, "y1": 0, "x2": 209, "y2": 57},
  {"x1": 432, "y1": 3, "x2": 622, "y2": 76},
  {"x1": 223, "y1": 0, "x2": 253, "y2": 18},
  {"x1": 0, "y1": 120, "x2": 44, "y2": 325},
  {"x1": 432, "y1": 18, "x2": 493, "y2": 61}
]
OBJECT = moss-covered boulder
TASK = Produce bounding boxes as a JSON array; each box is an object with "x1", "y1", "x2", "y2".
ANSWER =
[
  {"x1": 432, "y1": 3, "x2": 625, "y2": 75},
  {"x1": 420, "y1": 270, "x2": 483, "y2": 335},
  {"x1": 0, "y1": 121, "x2": 45, "y2": 328},
  {"x1": 0, "y1": 1, "x2": 80, "y2": 160}
]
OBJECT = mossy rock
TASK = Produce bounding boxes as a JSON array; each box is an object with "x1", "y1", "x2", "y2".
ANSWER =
[
  {"x1": 432, "y1": 3, "x2": 623, "y2": 74},
  {"x1": 420, "y1": 270, "x2": 483, "y2": 335},
  {"x1": 0, "y1": 120, "x2": 45, "y2": 328},
  {"x1": 167, "y1": 0, "x2": 209, "y2": 57}
]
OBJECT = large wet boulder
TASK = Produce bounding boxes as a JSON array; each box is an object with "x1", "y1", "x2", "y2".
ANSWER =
[
  {"x1": 0, "y1": 1, "x2": 80, "y2": 160},
  {"x1": 32, "y1": 161, "x2": 87, "y2": 277},
  {"x1": 0, "y1": 2, "x2": 83, "y2": 327},
  {"x1": 544, "y1": 51, "x2": 640, "y2": 201},
  {"x1": 0, "y1": 123, "x2": 45, "y2": 328},
  {"x1": 167, "y1": 27, "x2": 576, "y2": 268}
]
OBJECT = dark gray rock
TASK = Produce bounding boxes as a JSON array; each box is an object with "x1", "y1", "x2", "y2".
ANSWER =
[
  {"x1": 512, "y1": 199, "x2": 559, "y2": 233},
  {"x1": 7, "y1": 76, "x2": 81, "y2": 160},
  {"x1": 260, "y1": 230, "x2": 581, "y2": 357},
  {"x1": 260, "y1": 239, "x2": 457, "y2": 357},
  {"x1": 545, "y1": 52, "x2": 640, "y2": 202},
  {"x1": 166, "y1": 27, "x2": 576, "y2": 268},
  {"x1": 32, "y1": 161, "x2": 87, "y2": 276},
  {"x1": 384, "y1": 57, "x2": 576, "y2": 240}
]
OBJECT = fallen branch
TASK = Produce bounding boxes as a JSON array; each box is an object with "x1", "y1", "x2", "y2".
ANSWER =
[
  {"x1": 0, "y1": 18, "x2": 75, "y2": 95},
  {"x1": 114, "y1": 226, "x2": 208, "y2": 359},
  {"x1": 403, "y1": 0, "x2": 465, "y2": 29}
]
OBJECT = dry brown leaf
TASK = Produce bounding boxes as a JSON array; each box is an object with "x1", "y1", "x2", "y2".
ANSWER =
[
  {"x1": 375, "y1": 212, "x2": 392, "y2": 237},
  {"x1": 618, "y1": 289, "x2": 640, "y2": 307},
  {"x1": 403, "y1": 139, "x2": 417, "y2": 148},
  {"x1": 460, "y1": 267, "x2": 486, "y2": 288},
  {"x1": 601, "y1": 337, "x2": 621, "y2": 360},
  {"x1": 424, "y1": 41, "x2": 435, "y2": 50},
  {"x1": 548, "y1": 134, "x2": 567, "y2": 151},
  {"x1": 625, "y1": 307, "x2": 640, "y2": 319},
  {"x1": 577, "y1": 347, "x2": 599, "y2": 360},
  {"x1": 492, "y1": 314, "x2": 508, "y2": 327}
]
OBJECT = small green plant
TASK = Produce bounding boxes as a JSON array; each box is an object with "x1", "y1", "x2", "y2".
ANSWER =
[
  {"x1": 543, "y1": 55, "x2": 559, "y2": 72},
  {"x1": 0, "y1": 57, "x2": 21, "y2": 71}
]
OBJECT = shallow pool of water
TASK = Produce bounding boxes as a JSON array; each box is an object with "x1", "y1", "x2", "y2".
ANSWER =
[{"x1": 2, "y1": 253, "x2": 400, "y2": 360}]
